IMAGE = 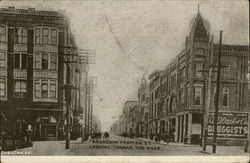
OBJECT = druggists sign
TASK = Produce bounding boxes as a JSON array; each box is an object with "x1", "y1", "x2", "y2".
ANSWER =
[{"x1": 207, "y1": 112, "x2": 248, "y2": 139}]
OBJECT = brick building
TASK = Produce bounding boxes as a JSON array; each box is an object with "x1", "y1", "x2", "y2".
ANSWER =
[
  {"x1": 148, "y1": 11, "x2": 249, "y2": 144},
  {"x1": 0, "y1": 7, "x2": 82, "y2": 140},
  {"x1": 137, "y1": 75, "x2": 150, "y2": 137}
]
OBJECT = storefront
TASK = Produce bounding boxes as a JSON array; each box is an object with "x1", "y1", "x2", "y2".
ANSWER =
[{"x1": 34, "y1": 115, "x2": 58, "y2": 140}]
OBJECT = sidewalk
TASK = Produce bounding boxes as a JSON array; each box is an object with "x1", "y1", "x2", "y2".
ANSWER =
[
  {"x1": 135, "y1": 137, "x2": 249, "y2": 156},
  {"x1": 136, "y1": 137, "x2": 197, "y2": 147}
]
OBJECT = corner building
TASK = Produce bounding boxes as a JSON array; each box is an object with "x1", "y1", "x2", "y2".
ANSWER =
[
  {"x1": 148, "y1": 11, "x2": 249, "y2": 145},
  {"x1": 0, "y1": 7, "x2": 82, "y2": 140}
]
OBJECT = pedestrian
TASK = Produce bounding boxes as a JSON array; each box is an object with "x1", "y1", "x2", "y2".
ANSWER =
[{"x1": 244, "y1": 139, "x2": 249, "y2": 152}]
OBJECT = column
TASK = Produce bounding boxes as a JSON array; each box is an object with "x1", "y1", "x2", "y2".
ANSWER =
[
  {"x1": 188, "y1": 113, "x2": 192, "y2": 144},
  {"x1": 175, "y1": 116, "x2": 178, "y2": 142},
  {"x1": 179, "y1": 115, "x2": 183, "y2": 143},
  {"x1": 183, "y1": 114, "x2": 186, "y2": 140}
]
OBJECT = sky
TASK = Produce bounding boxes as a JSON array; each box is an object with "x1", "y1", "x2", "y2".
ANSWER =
[{"x1": 1, "y1": 0, "x2": 249, "y2": 131}]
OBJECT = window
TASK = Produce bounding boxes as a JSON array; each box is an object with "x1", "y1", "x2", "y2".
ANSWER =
[
  {"x1": 180, "y1": 68, "x2": 185, "y2": 82},
  {"x1": 22, "y1": 29, "x2": 27, "y2": 44},
  {"x1": 42, "y1": 53, "x2": 48, "y2": 69},
  {"x1": 0, "y1": 78, "x2": 6, "y2": 97},
  {"x1": 180, "y1": 89, "x2": 184, "y2": 106},
  {"x1": 15, "y1": 28, "x2": 27, "y2": 44},
  {"x1": 35, "y1": 53, "x2": 41, "y2": 69},
  {"x1": 21, "y1": 53, "x2": 27, "y2": 69},
  {"x1": 0, "y1": 52, "x2": 6, "y2": 68},
  {"x1": 194, "y1": 87, "x2": 202, "y2": 105},
  {"x1": 187, "y1": 62, "x2": 191, "y2": 78},
  {"x1": 14, "y1": 53, "x2": 27, "y2": 69},
  {"x1": 195, "y1": 61, "x2": 203, "y2": 77},
  {"x1": 0, "y1": 26, "x2": 6, "y2": 42},
  {"x1": 213, "y1": 86, "x2": 217, "y2": 106},
  {"x1": 14, "y1": 53, "x2": 20, "y2": 69},
  {"x1": 171, "y1": 74, "x2": 176, "y2": 90},
  {"x1": 223, "y1": 65, "x2": 230, "y2": 79},
  {"x1": 15, "y1": 28, "x2": 21, "y2": 43},
  {"x1": 35, "y1": 28, "x2": 40, "y2": 44},
  {"x1": 222, "y1": 87, "x2": 229, "y2": 107},
  {"x1": 42, "y1": 80, "x2": 48, "y2": 98},
  {"x1": 50, "y1": 54, "x2": 57, "y2": 70},
  {"x1": 14, "y1": 80, "x2": 27, "y2": 98},
  {"x1": 35, "y1": 80, "x2": 57, "y2": 99},
  {"x1": 51, "y1": 29, "x2": 57, "y2": 45},
  {"x1": 42, "y1": 28, "x2": 49, "y2": 44},
  {"x1": 50, "y1": 80, "x2": 56, "y2": 98},
  {"x1": 35, "y1": 80, "x2": 41, "y2": 98},
  {"x1": 186, "y1": 86, "x2": 190, "y2": 107}
]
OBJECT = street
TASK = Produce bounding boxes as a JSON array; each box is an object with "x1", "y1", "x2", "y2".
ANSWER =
[{"x1": 2, "y1": 134, "x2": 248, "y2": 156}]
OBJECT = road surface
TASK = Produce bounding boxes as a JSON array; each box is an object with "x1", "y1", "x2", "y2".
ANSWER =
[{"x1": 2, "y1": 134, "x2": 248, "y2": 156}]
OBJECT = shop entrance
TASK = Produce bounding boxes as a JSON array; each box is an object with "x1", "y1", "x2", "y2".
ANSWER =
[{"x1": 34, "y1": 115, "x2": 58, "y2": 140}]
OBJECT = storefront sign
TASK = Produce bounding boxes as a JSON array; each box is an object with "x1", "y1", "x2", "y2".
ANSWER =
[{"x1": 207, "y1": 112, "x2": 248, "y2": 138}]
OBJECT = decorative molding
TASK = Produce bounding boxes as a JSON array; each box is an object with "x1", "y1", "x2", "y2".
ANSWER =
[
  {"x1": 34, "y1": 45, "x2": 58, "y2": 53},
  {"x1": 0, "y1": 69, "x2": 7, "y2": 77},
  {"x1": 33, "y1": 70, "x2": 58, "y2": 79},
  {"x1": 14, "y1": 44, "x2": 27, "y2": 52},
  {"x1": 14, "y1": 69, "x2": 27, "y2": 78}
]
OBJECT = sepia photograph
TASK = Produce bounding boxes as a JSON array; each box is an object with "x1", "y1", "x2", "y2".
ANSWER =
[{"x1": 0, "y1": 0, "x2": 249, "y2": 162}]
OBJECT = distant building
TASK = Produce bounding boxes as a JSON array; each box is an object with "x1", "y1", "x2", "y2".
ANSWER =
[
  {"x1": 0, "y1": 7, "x2": 83, "y2": 140},
  {"x1": 111, "y1": 101, "x2": 138, "y2": 137},
  {"x1": 137, "y1": 75, "x2": 150, "y2": 137}
]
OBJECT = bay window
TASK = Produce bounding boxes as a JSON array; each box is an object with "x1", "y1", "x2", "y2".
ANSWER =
[
  {"x1": 35, "y1": 53, "x2": 41, "y2": 69},
  {"x1": 0, "y1": 78, "x2": 6, "y2": 97},
  {"x1": 0, "y1": 51, "x2": 6, "y2": 68},
  {"x1": 51, "y1": 29, "x2": 57, "y2": 45},
  {"x1": 42, "y1": 28, "x2": 49, "y2": 44},
  {"x1": 14, "y1": 80, "x2": 27, "y2": 98},
  {"x1": 14, "y1": 53, "x2": 27, "y2": 69},
  {"x1": 35, "y1": 53, "x2": 57, "y2": 70},
  {"x1": 50, "y1": 80, "x2": 56, "y2": 98},
  {"x1": 0, "y1": 26, "x2": 6, "y2": 42},
  {"x1": 194, "y1": 87, "x2": 202, "y2": 106},
  {"x1": 42, "y1": 80, "x2": 48, "y2": 98},
  {"x1": 35, "y1": 80, "x2": 41, "y2": 98},
  {"x1": 34, "y1": 80, "x2": 57, "y2": 99},
  {"x1": 15, "y1": 28, "x2": 27, "y2": 44},
  {"x1": 35, "y1": 28, "x2": 40, "y2": 44},
  {"x1": 50, "y1": 54, "x2": 57, "y2": 70},
  {"x1": 42, "y1": 53, "x2": 48, "y2": 69}
]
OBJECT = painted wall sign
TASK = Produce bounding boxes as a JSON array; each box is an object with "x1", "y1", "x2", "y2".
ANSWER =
[{"x1": 207, "y1": 112, "x2": 248, "y2": 139}]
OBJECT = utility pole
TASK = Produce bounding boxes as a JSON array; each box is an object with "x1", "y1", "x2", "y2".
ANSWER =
[
  {"x1": 202, "y1": 36, "x2": 214, "y2": 152},
  {"x1": 212, "y1": 31, "x2": 223, "y2": 153},
  {"x1": 82, "y1": 62, "x2": 88, "y2": 143},
  {"x1": 79, "y1": 50, "x2": 95, "y2": 142},
  {"x1": 61, "y1": 46, "x2": 78, "y2": 149},
  {"x1": 65, "y1": 63, "x2": 72, "y2": 149}
]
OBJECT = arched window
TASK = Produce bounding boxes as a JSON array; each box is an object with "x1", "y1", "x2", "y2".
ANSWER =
[
  {"x1": 170, "y1": 95, "x2": 176, "y2": 113},
  {"x1": 195, "y1": 48, "x2": 205, "y2": 55}
]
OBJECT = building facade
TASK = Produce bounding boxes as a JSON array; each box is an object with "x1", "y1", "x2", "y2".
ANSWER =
[
  {"x1": 111, "y1": 101, "x2": 138, "y2": 137},
  {"x1": 137, "y1": 75, "x2": 150, "y2": 138},
  {"x1": 148, "y1": 11, "x2": 249, "y2": 145},
  {"x1": 0, "y1": 7, "x2": 82, "y2": 140}
]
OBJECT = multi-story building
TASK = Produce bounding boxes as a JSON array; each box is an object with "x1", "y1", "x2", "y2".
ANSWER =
[
  {"x1": 137, "y1": 75, "x2": 150, "y2": 138},
  {"x1": 0, "y1": 7, "x2": 83, "y2": 140},
  {"x1": 112, "y1": 101, "x2": 138, "y2": 136},
  {"x1": 149, "y1": 11, "x2": 249, "y2": 145},
  {"x1": 148, "y1": 70, "x2": 162, "y2": 139}
]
